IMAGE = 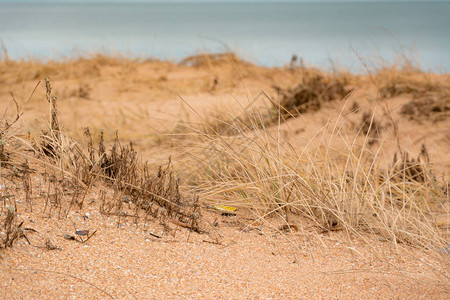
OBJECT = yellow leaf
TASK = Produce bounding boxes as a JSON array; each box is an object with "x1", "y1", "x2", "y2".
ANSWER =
[{"x1": 213, "y1": 205, "x2": 237, "y2": 212}]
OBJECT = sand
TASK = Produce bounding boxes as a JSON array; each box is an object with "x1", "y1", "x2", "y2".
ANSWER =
[{"x1": 0, "y1": 192, "x2": 448, "y2": 299}]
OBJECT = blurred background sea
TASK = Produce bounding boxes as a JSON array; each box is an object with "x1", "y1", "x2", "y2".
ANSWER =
[{"x1": 0, "y1": 1, "x2": 449, "y2": 72}]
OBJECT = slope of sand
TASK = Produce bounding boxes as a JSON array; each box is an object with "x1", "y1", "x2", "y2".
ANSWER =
[
  {"x1": 0, "y1": 54, "x2": 449, "y2": 298},
  {"x1": 0, "y1": 189, "x2": 448, "y2": 298}
]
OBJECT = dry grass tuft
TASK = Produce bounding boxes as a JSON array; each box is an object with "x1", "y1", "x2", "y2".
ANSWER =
[
  {"x1": 179, "y1": 52, "x2": 249, "y2": 68},
  {"x1": 387, "y1": 144, "x2": 435, "y2": 184},
  {"x1": 1, "y1": 207, "x2": 27, "y2": 249},
  {"x1": 358, "y1": 111, "x2": 383, "y2": 145},
  {"x1": 182, "y1": 104, "x2": 448, "y2": 253},
  {"x1": 273, "y1": 70, "x2": 351, "y2": 120},
  {"x1": 375, "y1": 66, "x2": 449, "y2": 99},
  {"x1": 0, "y1": 135, "x2": 10, "y2": 163},
  {"x1": 400, "y1": 92, "x2": 450, "y2": 123}
]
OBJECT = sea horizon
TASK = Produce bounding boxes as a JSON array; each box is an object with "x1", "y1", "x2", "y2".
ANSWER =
[{"x1": 1, "y1": 1, "x2": 449, "y2": 72}]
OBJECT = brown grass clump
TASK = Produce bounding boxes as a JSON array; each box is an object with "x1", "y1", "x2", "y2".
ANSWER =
[
  {"x1": 375, "y1": 66, "x2": 449, "y2": 99},
  {"x1": 0, "y1": 98, "x2": 26, "y2": 187},
  {"x1": 1, "y1": 207, "x2": 28, "y2": 249},
  {"x1": 400, "y1": 92, "x2": 450, "y2": 123},
  {"x1": 70, "y1": 83, "x2": 92, "y2": 99},
  {"x1": 0, "y1": 134, "x2": 10, "y2": 163},
  {"x1": 273, "y1": 70, "x2": 351, "y2": 120},
  {"x1": 1, "y1": 207, "x2": 19, "y2": 248},
  {"x1": 179, "y1": 52, "x2": 249, "y2": 68},
  {"x1": 358, "y1": 111, "x2": 383, "y2": 145},
  {"x1": 87, "y1": 131, "x2": 200, "y2": 231},
  {"x1": 388, "y1": 144, "x2": 434, "y2": 184}
]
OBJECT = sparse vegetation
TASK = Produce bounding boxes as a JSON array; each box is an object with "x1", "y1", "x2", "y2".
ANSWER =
[{"x1": 1, "y1": 77, "x2": 201, "y2": 234}]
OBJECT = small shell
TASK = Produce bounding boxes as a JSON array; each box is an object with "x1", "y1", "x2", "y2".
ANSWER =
[{"x1": 75, "y1": 230, "x2": 90, "y2": 236}]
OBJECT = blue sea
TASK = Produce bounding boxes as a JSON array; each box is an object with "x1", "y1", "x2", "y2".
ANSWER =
[{"x1": 0, "y1": 1, "x2": 449, "y2": 72}]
